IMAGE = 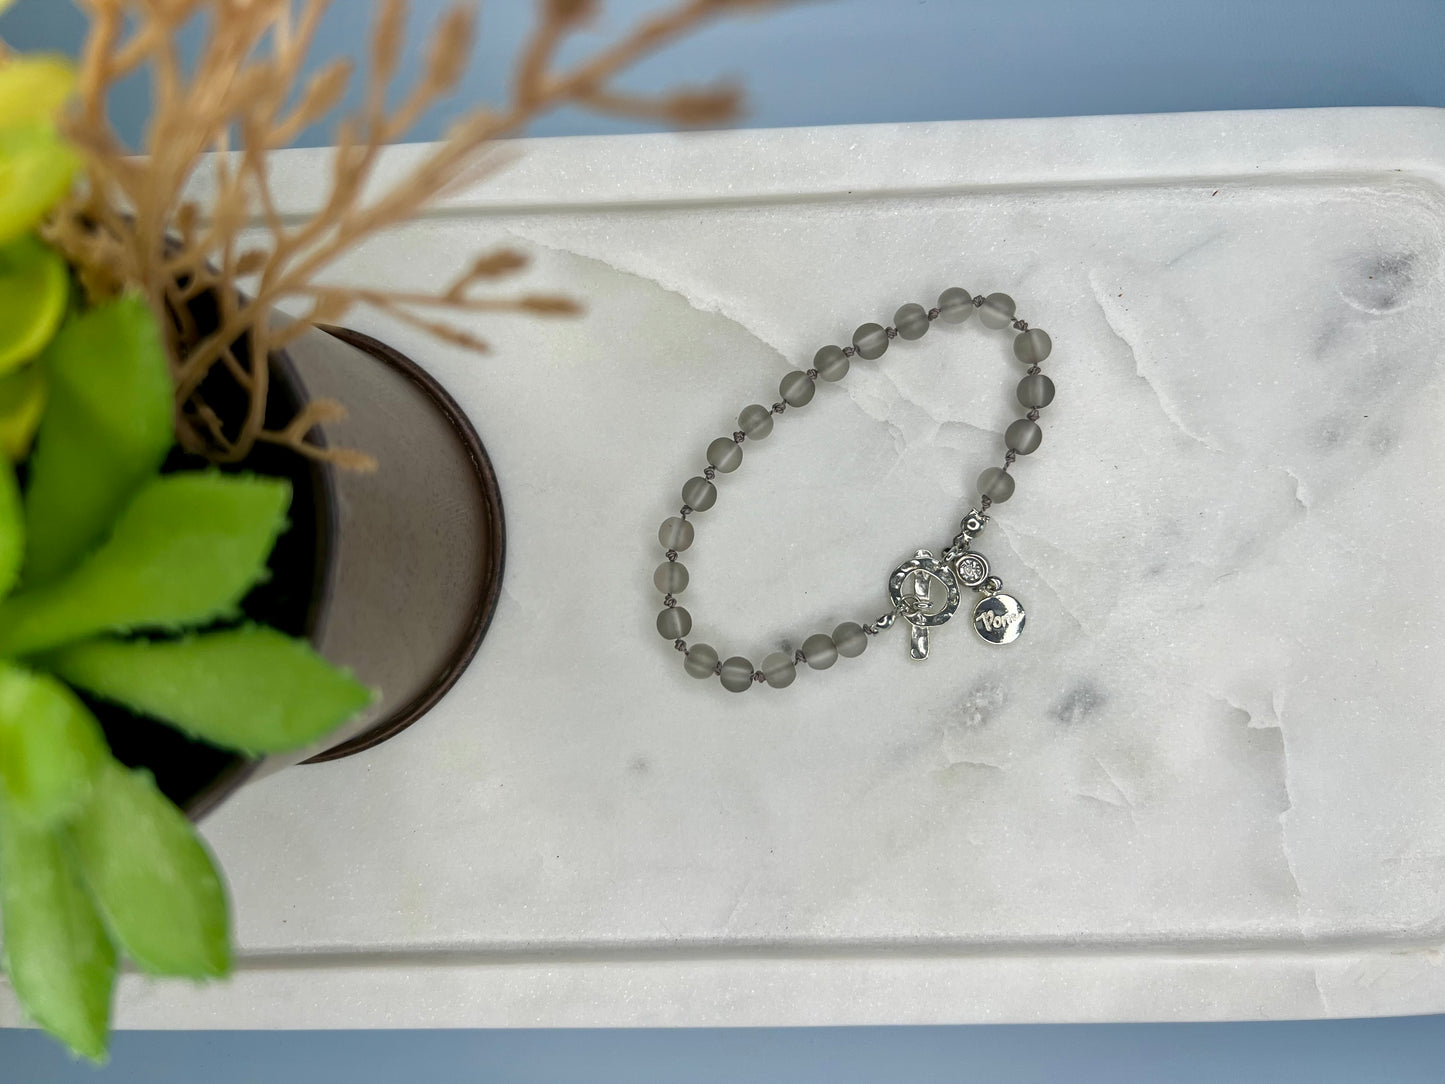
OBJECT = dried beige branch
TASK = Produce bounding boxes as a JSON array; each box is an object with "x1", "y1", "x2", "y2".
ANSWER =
[
  {"x1": 296, "y1": 283, "x2": 580, "y2": 314},
  {"x1": 576, "y1": 83, "x2": 743, "y2": 126},
  {"x1": 52, "y1": 0, "x2": 780, "y2": 462}
]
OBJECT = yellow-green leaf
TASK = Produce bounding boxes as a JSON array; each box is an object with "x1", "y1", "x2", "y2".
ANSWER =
[
  {"x1": 0, "y1": 812, "x2": 117, "y2": 1062},
  {"x1": 0, "y1": 361, "x2": 46, "y2": 461},
  {"x1": 46, "y1": 626, "x2": 373, "y2": 756},
  {"x1": 0, "y1": 456, "x2": 18, "y2": 596},
  {"x1": 0, "y1": 472, "x2": 291, "y2": 658},
  {"x1": 0, "y1": 233, "x2": 68, "y2": 376},
  {"x1": 23, "y1": 294, "x2": 173, "y2": 585},
  {"x1": 0, "y1": 55, "x2": 76, "y2": 128},
  {"x1": 0, "y1": 663, "x2": 109, "y2": 826},
  {"x1": 66, "y1": 760, "x2": 231, "y2": 978},
  {"x1": 0, "y1": 123, "x2": 78, "y2": 247}
]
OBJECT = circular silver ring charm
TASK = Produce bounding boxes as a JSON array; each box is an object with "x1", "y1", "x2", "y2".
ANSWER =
[
  {"x1": 887, "y1": 551, "x2": 960, "y2": 627},
  {"x1": 951, "y1": 551, "x2": 990, "y2": 588},
  {"x1": 972, "y1": 593, "x2": 1025, "y2": 644}
]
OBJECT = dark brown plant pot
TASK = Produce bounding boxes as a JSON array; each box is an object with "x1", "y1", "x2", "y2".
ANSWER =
[{"x1": 86, "y1": 318, "x2": 505, "y2": 819}]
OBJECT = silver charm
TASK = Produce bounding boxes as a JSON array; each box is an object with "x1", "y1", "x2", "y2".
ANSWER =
[
  {"x1": 972, "y1": 586, "x2": 1026, "y2": 645},
  {"x1": 951, "y1": 550, "x2": 990, "y2": 588},
  {"x1": 958, "y1": 507, "x2": 989, "y2": 543},
  {"x1": 887, "y1": 550, "x2": 959, "y2": 660}
]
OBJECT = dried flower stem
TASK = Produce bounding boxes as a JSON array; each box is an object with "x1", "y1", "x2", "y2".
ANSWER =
[{"x1": 43, "y1": 0, "x2": 774, "y2": 465}]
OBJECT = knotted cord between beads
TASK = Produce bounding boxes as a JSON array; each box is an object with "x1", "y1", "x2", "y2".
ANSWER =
[{"x1": 653, "y1": 287, "x2": 1057, "y2": 692}]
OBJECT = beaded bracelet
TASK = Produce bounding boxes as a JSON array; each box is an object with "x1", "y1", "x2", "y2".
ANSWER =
[{"x1": 653, "y1": 287, "x2": 1056, "y2": 692}]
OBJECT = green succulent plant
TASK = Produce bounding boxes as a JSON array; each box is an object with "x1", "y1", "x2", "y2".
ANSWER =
[{"x1": 0, "y1": 54, "x2": 371, "y2": 1061}]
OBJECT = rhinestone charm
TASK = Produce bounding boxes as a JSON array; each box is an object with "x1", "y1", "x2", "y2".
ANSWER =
[{"x1": 951, "y1": 550, "x2": 990, "y2": 588}]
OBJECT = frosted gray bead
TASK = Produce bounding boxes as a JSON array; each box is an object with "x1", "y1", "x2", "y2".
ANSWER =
[
  {"x1": 1014, "y1": 328, "x2": 1052, "y2": 365},
  {"x1": 852, "y1": 322, "x2": 889, "y2": 360},
  {"x1": 761, "y1": 651, "x2": 796, "y2": 688},
  {"x1": 1017, "y1": 373, "x2": 1056, "y2": 408},
  {"x1": 780, "y1": 370, "x2": 815, "y2": 407},
  {"x1": 684, "y1": 642, "x2": 718, "y2": 679},
  {"x1": 978, "y1": 466, "x2": 1015, "y2": 503},
  {"x1": 802, "y1": 633, "x2": 838, "y2": 670},
  {"x1": 657, "y1": 606, "x2": 692, "y2": 639},
  {"x1": 1005, "y1": 419, "x2": 1042, "y2": 455},
  {"x1": 720, "y1": 656, "x2": 755, "y2": 693},
  {"x1": 654, "y1": 561, "x2": 689, "y2": 593},
  {"x1": 979, "y1": 292, "x2": 1016, "y2": 329},
  {"x1": 739, "y1": 403, "x2": 774, "y2": 440},
  {"x1": 894, "y1": 303, "x2": 930, "y2": 340},
  {"x1": 814, "y1": 345, "x2": 849, "y2": 382},
  {"x1": 832, "y1": 622, "x2": 867, "y2": 658},
  {"x1": 937, "y1": 287, "x2": 976, "y2": 324},
  {"x1": 707, "y1": 437, "x2": 742, "y2": 473},
  {"x1": 682, "y1": 476, "x2": 716, "y2": 511},
  {"x1": 658, "y1": 516, "x2": 694, "y2": 551}
]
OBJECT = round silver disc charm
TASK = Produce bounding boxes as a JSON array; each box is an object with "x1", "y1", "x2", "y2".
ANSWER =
[
  {"x1": 972, "y1": 593, "x2": 1025, "y2": 644},
  {"x1": 951, "y1": 551, "x2": 990, "y2": 588}
]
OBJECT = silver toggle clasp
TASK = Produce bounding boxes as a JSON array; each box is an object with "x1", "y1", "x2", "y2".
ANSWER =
[{"x1": 887, "y1": 550, "x2": 960, "y2": 661}]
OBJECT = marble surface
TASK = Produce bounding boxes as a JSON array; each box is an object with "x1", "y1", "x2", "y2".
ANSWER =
[{"x1": 6, "y1": 107, "x2": 1445, "y2": 1028}]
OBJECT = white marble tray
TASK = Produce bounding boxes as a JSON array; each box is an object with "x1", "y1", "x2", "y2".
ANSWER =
[{"x1": 7, "y1": 107, "x2": 1445, "y2": 1028}]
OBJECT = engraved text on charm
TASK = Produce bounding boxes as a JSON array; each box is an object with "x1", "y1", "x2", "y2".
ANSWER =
[
  {"x1": 888, "y1": 550, "x2": 960, "y2": 660},
  {"x1": 972, "y1": 593, "x2": 1026, "y2": 645}
]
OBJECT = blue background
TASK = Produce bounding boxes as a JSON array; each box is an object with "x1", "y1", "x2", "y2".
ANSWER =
[{"x1": 3, "y1": 0, "x2": 1444, "y2": 1079}]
